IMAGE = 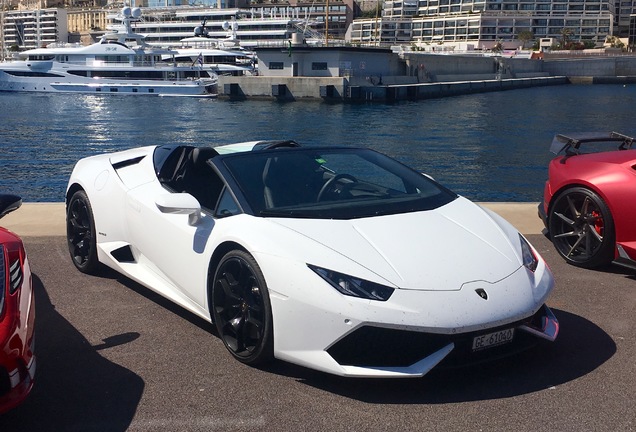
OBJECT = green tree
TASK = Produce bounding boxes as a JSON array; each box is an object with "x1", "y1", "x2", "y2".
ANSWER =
[
  {"x1": 359, "y1": 1, "x2": 383, "y2": 18},
  {"x1": 559, "y1": 28, "x2": 573, "y2": 49},
  {"x1": 517, "y1": 30, "x2": 534, "y2": 49}
]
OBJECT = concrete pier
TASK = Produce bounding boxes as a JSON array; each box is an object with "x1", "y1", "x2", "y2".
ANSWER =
[{"x1": 218, "y1": 75, "x2": 568, "y2": 102}]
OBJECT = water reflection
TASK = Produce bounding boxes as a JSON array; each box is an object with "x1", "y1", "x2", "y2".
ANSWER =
[{"x1": 1, "y1": 85, "x2": 635, "y2": 202}]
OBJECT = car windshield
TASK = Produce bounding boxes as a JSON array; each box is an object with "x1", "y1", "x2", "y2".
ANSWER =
[{"x1": 221, "y1": 147, "x2": 457, "y2": 219}]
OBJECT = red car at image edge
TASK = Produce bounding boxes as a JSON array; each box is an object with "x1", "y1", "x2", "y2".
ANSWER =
[
  {"x1": 0, "y1": 194, "x2": 36, "y2": 414},
  {"x1": 539, "y1": 132, "x2": 636, "y2": 269}
]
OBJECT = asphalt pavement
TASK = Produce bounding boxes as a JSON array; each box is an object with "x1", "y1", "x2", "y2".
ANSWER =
[{"x1": 0, "y1": 205, "x2": 634, "y2": 431}]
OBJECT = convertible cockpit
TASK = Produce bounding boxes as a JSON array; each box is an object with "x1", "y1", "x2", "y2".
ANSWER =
[{"x1": 155, "y1": 145, "x2": 223, "y2": 210}]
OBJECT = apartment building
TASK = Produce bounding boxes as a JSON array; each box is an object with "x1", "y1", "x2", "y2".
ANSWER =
[
  {"x1": 615, "y1": 0, "x2": 636, "y2": 35},
  {"x1": 1, "y1": 8, "x2": 67, "y2": 50},
  {"x1": 349, "y1": 0, "x2": 615, "y2": 48}
]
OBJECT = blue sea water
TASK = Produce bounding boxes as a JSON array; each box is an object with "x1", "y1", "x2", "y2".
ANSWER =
[{"x1": 1, "y1": 84, "x2": 635, "y2": 202}]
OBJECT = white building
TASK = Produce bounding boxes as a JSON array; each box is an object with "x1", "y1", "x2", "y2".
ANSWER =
[{"x1": 2, "y1": 8, "x2": 68, "y2": 51}]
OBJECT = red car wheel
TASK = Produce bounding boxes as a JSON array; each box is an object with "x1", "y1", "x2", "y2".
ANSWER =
[{"x1": 548, "y1": 187, "x2": 615, "y2": 268}]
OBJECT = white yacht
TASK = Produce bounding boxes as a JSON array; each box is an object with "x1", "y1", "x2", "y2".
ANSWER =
[
  {"x1": 162, "y1": 20, "x2": 257, "y2": 76},
  {"x1": 0, "y1": 7, "x2": 217, "y2": 97}
]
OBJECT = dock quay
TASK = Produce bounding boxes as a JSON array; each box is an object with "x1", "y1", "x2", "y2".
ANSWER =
[
  {"x1": 3, "y1": 202, "x2": 544, "y2": 237},
  {"x1": 218, "y1": 75, "x2": 568, "y2": 102}
]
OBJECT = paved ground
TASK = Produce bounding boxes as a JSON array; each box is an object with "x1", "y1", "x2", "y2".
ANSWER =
[{"x1": 0, "y1": 207, "x2": 634, "y2": 431}]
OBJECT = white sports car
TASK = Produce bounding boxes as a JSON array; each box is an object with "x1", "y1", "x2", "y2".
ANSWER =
[{"x1": 66, "y1": 140, "x2": 559, "y2": 378}]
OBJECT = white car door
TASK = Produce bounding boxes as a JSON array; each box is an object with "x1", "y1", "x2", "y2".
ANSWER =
[{"x1": 125, "y1": 181, "x2": 216, "y2": 320}]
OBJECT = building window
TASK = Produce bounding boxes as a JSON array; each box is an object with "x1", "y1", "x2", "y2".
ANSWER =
[
  {"x1": 312, "y1": 62, "x2": 328, "y2": 70},
  {"x1": 269, "y1": 62, "x2": 284, "y2": 70}
]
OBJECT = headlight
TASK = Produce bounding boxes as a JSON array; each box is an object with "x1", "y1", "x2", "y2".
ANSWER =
[
  {"x1": 308, "y1": 265, "x2": 394, "y2": 301},
  {"x1": 519, "y1": 234, "x2": 538, "y2": 272}
]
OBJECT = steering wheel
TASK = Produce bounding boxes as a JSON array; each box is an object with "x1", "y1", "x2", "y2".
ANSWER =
[{"x1": 317, "y1": 174, "x2": 358, "y2": 202}]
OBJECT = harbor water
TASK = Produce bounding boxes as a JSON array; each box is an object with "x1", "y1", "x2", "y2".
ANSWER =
[{"x1": 1, "y1": 84, "x2": 635, "y2": 203}]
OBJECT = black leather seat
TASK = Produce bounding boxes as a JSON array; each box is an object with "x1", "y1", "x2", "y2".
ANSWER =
[{"x1": 182, "y1": 147, "x2": 222, "y2": 211}]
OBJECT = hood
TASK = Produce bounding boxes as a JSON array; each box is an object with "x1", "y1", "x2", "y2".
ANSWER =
[{"x1": 268, "y1": 197, "x2": 522, "y2": 291}]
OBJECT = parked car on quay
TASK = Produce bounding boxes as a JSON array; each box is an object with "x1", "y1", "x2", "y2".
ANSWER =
[
  {"x1": 66, "y1": 140, "x2": 558, "y2": 378},
  {"x1": 539, "y1": 132, "x2": 636, "y2": 270},
  {"x1": 0, "y1": 194, "x2": 36, "y2": 413}
]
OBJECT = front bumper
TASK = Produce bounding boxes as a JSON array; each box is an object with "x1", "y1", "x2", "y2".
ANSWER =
[
  {"x1": 270, "y1": 265, "x2": 558, "y2": 378},
  {"x1": 324, "y1": 304, "x2": 559, "y2": 377},
  {"x1": 262, "y1": 238, "x2": 556, "y2": 378}
]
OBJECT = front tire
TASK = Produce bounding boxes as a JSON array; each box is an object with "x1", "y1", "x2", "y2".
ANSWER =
[
  {"x1": 66, "y1": 190, "x2": 99, "y2": 274},
  {"x1": 211, "y1": 250, "x2": 274, "y2": 365},
  {"x1": 548, "y1": 187, "x2": 615, "y2": 268}
]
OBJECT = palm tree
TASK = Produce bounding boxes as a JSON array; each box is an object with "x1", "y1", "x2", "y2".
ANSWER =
[
  {"x1": 559, "y1": 28, "x2": 573, "y2": 49},
  {"x1": 517, "y1": 30, "x2": 534, "y2": 49}
]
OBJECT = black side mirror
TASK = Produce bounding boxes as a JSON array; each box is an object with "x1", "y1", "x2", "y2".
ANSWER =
[{"x1": 0, "y1": 194, "x2": 22, "y2": 219}]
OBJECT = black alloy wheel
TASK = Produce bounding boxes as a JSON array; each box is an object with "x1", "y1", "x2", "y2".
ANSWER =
[
  {"x1": 548, "y1": 186, "x2": 615, "y2": 268},
  {"x1": 211, "y1": 250, "x2": 273, "y2": 365},
  {"x1": 66, "y1": 190, "x2": 99, "y2": 274}
]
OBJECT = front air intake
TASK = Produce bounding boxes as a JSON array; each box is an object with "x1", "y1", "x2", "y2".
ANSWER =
[{"x1": 111, "y1": 245, "x2": 136, "y2": 263}]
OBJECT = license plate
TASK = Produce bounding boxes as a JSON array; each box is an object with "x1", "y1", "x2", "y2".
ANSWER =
[{"x1": 472, "y1": 328, "x2": 514, "y2": 351}]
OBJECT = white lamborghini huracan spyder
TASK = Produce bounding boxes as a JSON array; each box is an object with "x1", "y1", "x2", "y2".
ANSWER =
[{"x1": 66, "y1": 140, "x2": 558, "y2": 378}]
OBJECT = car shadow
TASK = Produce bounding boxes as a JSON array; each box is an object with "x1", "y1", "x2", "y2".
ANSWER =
[
  {"x1": 260, "y1": 309, "x2": 616, "y2": 403},
  {"x1": 90, "y1": 266, "x2": 617, "y2": 404},
  {"x1": 0, "y1": 274, "x2": 145, "y2": 431},
  {"x1": 76, "y1": 262, "x2": 617, "y2": 405},
  {"x1": 599, "y1": 263, "x2": 636, "y2": 280}
]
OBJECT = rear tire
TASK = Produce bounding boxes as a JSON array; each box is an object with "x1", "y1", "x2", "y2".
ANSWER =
[
  {"x1": 66, "y1": 190, "x2": 99, "y2": 274},
  {"x1": 548, "y1": 187, "x2": 615, "y2": 268},
  {"x1": 211, "y1": 250, "x2": 274, "y2": 365}
]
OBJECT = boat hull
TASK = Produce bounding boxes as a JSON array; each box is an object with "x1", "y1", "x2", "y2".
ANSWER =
[{"x1": 0, "y1": 69, "x2": 217, "y2": 97}]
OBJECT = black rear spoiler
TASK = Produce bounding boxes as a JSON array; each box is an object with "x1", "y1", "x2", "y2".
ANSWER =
[{"x1": 550, "y1": 132, "x2": 634, "y2": 155}]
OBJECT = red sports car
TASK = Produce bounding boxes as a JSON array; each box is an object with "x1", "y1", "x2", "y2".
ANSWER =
[
  {"x1": 0, "y1": 194, "x2": 36, "y2": 414},
  {"x1": 539, "y1": 132, "x2": 636, "y2": 269}
]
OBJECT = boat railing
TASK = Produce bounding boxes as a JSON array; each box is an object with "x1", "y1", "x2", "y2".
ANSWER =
[
  {"x1": 55, "y1": 59, "x2": 204, "y2": 68},
  {"x1": 46, "y1": 42, "x2": 84, "y2": 49}
]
